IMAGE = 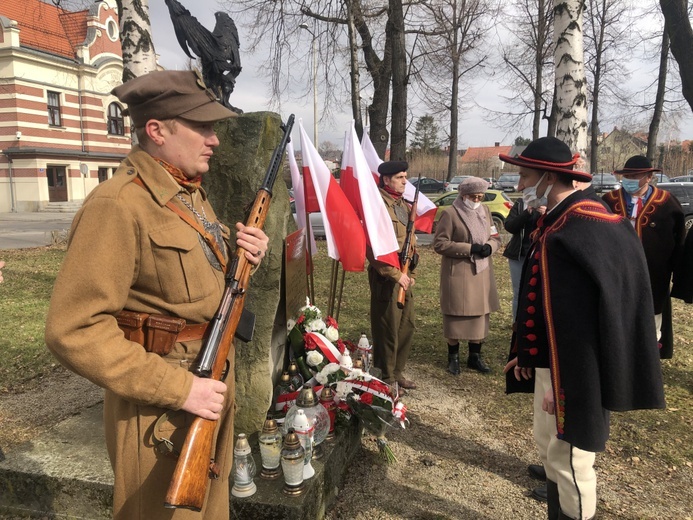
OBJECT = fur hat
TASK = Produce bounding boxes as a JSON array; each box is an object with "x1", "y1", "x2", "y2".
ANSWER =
[
  {"x1": 458, "y1": 177, "x2": 490, "y2": 195},
  {"x1": 499, "y1": 137, "x2": 592, "y2": 182},
  {"x1": 112, "y1": 69, "x2": 236, "y2": 128}
]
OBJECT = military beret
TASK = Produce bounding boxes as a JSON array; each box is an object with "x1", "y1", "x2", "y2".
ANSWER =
[
  {"x1": 458, "y1": 177, "x2": 490, "y2": 195},
  {"x1": 378, "y1": 161, "x2": 409, "y2": 176},
  {"x1": 111, "y1": 69, "x2": 237, "y2": 128}
]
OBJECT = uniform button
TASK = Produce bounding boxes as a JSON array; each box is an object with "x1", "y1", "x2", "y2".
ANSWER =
[
  {"x1": 534, "y1": 252, "x2": 540, "y2": 260},
  {"x1": 127, "y1": 168, "x2": 135, "y2": 175},
  {"x1": 528, "y1": 347, "x2": 538, "y2": 355},
  {"x1": 525, "y1": 319, "x2": 535, "y2": 328},
  {"x1": 528, "y1": 292, "x2": 537, "y2": 301},
  {"x1": 532, "y1": 265, "x2": 539, "y2": 274},
  {"x1": 529, "y1": 277, "x2": 538, "y2": 287},
  {"x1": 527, "y1": 306, "x2": 536, "y2": 315},
  {"x1": 525, "y1": 333, "x2": 537, "y2": 341}
]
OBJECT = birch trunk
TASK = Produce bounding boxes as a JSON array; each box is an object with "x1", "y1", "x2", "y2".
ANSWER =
[
  {"x1": 116, "y1": 0, "x2": 158, "y2": 82},
  {"x1": 553, "y1": 0, "x2": 588, "y2": 161}
]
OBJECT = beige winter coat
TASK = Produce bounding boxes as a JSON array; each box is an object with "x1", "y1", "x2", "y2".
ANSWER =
[
  {"x1": 45, "y1": 146, "x2": 235, "y2": 519},
  {"x1": 433, "y1": 205, "x2": 501, "y2": 317}
]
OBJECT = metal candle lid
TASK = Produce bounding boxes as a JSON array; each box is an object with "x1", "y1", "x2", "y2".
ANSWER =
[
  {"x1": 235, "y1": 433, "x2": 251, "y2": 455},
  {"x1": 320, "y1": 387, "x2": 334, "y2": 402},
  {"x1": 296, "y1": 385, "x2": 318, "y2": 407},
  {"x1": 280, "y1": 372, "x2": 291, "y2": 382},
  {"x1": 262, "y1": 418, "x2": 279, "y2": 435},
  {"x1": 283, "y1": 429, "x2": 301, "y2": 450}
]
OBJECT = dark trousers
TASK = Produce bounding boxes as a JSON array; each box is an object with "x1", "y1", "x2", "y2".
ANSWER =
[{"x1": 369, "y1": 267, "x2": 415, "y2": 383}]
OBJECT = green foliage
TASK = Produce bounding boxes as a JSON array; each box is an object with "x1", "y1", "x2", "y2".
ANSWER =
[
  {"x1": 514, "y1": 136, "x2": 532, "y2": 146},
  {"x1": 410, "y1": 115, "x2": 441, "y2": 155}
]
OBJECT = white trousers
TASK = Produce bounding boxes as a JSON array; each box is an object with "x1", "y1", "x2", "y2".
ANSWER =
[{"x1": 534, "y1": 368, "x2": 597, "y2": 519}]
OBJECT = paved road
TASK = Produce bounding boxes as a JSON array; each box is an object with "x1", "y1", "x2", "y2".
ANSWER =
[{"x1": 0, "y1": 212, "x2": 76, "y2": 249}]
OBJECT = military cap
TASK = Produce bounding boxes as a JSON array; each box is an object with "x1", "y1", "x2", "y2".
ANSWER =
[
  {"x1": 499, "y1": 137, "x2": 592, "y2": 182},
  {"x1": 458, "y1": 177, "x2": 489, "y2": 195},
  {"x1": 614, "y1": 155, "x2": 662, "y2": 176},
  {"x1": 111, "y1": 69, "x2": 236, "y2": 128},
  {"x1": 378, "y1": 161, "x2": 409, "y2": 176}
]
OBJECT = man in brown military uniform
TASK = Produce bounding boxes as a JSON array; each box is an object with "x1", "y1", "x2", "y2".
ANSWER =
[
  {"x1": 368, "y1": 160, "x2": 417, "y2": 392},
  {"x1": 45, "y1": 70, "x2": 269, "y2": 520}
]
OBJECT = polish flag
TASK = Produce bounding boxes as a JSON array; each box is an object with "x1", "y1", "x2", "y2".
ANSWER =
[
  {"x1": 361, "y1": 130, "x2": 437, "y2": 233},
  {"x1": 299, "y1": 121, "x2": 366, "y2": 272},
  {"x1": 287, "y1": 141, "x2": 317, "y2": 255},
  {"x1": 340, "y1": 123, "x2": 400, "y2": 268}
]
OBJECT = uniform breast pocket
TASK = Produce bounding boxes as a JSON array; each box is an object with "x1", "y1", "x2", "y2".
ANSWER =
[{"x1": 149, "y1": 227, "x2": 218, "y2": 304}]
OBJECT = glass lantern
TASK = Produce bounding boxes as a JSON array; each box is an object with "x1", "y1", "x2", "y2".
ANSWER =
[
  {"x1": 357, "y1": 332, "x2": 372, "y2": 372},
  {"x1": 281, "y1": 429, "x2": 305, "y2": 496},
  {"x1": 319, "y1": 386, "x2": 337, "y2": 441},
  {"x1": 258, "y1": 418, "x2": 282, "y2": 480},
  {"x1": 283, "y1": 385, "x2": 330, "y2": 459},
  {"x1": 231, "y1": 433, "x2": 257, "y2": 498},
  {"x1": 287, "y1": 360, "x2": 304, "y2": 391},
  {"x1": 290, "y1": 409, "x2": 315, "y2": 480}
]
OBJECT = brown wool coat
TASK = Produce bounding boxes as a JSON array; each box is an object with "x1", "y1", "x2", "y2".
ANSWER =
[
  {"x1": 45, "y1": 147, "x2": 235, "y2": 520},
  {"x1": 433, "y1": 205, "x2": 501, "y2": 317}
]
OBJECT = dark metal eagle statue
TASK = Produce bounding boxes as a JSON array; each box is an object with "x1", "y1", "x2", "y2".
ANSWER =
[{"x1": 164, "y1": 0, "x2": 243, "y2": 112}]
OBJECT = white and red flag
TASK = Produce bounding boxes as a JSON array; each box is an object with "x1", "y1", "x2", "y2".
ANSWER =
[
  {"x1": 287, "y1": 141, "x2": 317, "y2": 255},
  {"x1": 361, "y1": 130, "x2": 437, "y2": 233},
  {"x1": 340, "y1": 123, "x2": 400, "y2": 268},
  {"x1": 299, "y1": 121, "x2": 366, "y2": 272}
]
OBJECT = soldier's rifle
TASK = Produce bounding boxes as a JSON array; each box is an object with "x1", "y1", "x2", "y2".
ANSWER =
[{"x1": 164, "y1": 114, "x2": 295, "y2": 511}]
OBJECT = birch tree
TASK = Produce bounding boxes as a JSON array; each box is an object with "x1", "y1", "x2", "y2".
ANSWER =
[
  {"x1": 554, "y1": 0, "x2": 588, "y2": 159},
  {"x1": 115, "y1": 0, "x2": 157, "y2": 81}
]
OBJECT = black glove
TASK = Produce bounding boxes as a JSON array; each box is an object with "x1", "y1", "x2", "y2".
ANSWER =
[{"x1": 470, "y1": 243, "x2": 492, "y2": 258}]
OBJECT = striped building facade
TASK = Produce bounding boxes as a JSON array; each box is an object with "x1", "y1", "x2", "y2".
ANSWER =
[{"x1": 0, "y1": 0, "x2": 131, "y2": 212}]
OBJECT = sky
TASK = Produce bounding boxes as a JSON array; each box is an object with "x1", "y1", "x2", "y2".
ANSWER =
[{"x1": 143, "y1": 0, "x2": 693, "y2": 152}]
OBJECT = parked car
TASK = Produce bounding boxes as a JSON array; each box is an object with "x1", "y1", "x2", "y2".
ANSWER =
[
  {"x1": 669, "y1": 175, "x2": 693, "y2": 183},
  {"x1": 591, "y1": 173, "x2": 621, "y2": 193},
  {"x1": 653, "y1": 173, "x2": 670, "y2": 184},
  {"x1": 445, "y1": 175, "x2": 472, "y2": 192},
  {"x1": 290, "y1": 200, "x2": 325, "y2": 238},
  {"x1": 410, "y1": 177, "x2": 449, "y2": 194},
  {"x1": 656, "y1": 183, "x2": 693, "y2": 233},
  {"x1": 496, "y1": 173, "x2": 520, "y2": 192},
  {"x1": 431, "y1": 189, "x2": 514, "y2": 232}
]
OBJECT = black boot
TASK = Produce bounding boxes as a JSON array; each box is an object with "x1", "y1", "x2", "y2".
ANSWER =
[
  {"x1": 547, "y1": 480, "x2": 560, "y2": 520},
  {"x1": 447, "y1": 343, "x2": 460, "y2": 375},
  {"x1": 467, "y1": 342, "x2": 490, "y2": 373}
]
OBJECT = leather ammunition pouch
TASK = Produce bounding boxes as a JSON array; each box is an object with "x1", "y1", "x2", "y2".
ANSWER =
[{"x1": 116, "y1": 310, "x2": 207, "y2": 356}]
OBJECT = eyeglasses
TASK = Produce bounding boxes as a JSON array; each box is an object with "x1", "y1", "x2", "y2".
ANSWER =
[{"x1": 466, "y1": 194, "x2": 484, "y2": 201}]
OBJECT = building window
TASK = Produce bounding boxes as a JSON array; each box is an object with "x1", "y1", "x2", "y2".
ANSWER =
[
  {"x1": 98, "y1": 167, "x2": 109, "y2": 183},
  {"x1": 47, "y1": 91, "x2": 62, "y2": 126},
  {"x1": 106, "y1": 18, "x2": 119, "y2": 41},
  {"x1": 108, "y1": 103, "x2": 125, "y2": 135}
]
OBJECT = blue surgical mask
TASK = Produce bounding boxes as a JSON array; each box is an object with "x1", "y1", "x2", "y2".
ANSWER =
[{"x1": 621, "y1": 178, "x2": 642, "y2": 194}]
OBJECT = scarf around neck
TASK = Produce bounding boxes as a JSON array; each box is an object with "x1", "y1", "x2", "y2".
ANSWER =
[
  {"x1": 154, "y1": 157, "x2": 202, "y2": 192},
  {"x1": 383, "y1": 185, "x2": 403, "y2": 199},
  {"x1": 453, "y1": 196, "x2": 491, "y2": 274}
]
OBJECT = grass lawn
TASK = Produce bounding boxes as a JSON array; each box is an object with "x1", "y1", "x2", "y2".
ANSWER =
[{"x1": 1, "y1": 239, "x2": 691, "y2": 465}]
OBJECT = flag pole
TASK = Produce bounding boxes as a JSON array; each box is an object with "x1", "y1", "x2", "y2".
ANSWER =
[
  {"x1": 327, "y1": 258, "x2": 338, "y2": 316},
  {"x1": 303, "y1": 177, "x2": 315, "y2": 304},
  {"x1": 334, "y1": 267, "x2": 346, "y2": 322}
]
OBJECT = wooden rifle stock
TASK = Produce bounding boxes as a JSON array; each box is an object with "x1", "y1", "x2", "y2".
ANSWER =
[
  {"x1": 164, "y1": 114, "x2": 295, "y2": 511},
  {"x1": 396, "y1": 177, "x2": 421, "y2": 309}
]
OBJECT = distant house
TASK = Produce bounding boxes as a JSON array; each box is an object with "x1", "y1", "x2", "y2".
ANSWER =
[
  {"x1": 459, "y1": 142, "x2": 513, "y2": 178},
  {"x1": 596, "y1": 127, "x2": 647, "y2": 173},
  {"x1": 0, "y1": 0, "x2": 131, "y2": 212}
]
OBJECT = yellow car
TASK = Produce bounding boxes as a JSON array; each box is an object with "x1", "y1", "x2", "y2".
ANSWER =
[{"x1": 431, "y1": 189, "x2": 514, "y2": 232}]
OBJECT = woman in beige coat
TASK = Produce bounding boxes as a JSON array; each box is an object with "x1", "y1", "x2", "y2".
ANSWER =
[{"x1": 433, "y1": 177, "x2": 501, "y2": 374}]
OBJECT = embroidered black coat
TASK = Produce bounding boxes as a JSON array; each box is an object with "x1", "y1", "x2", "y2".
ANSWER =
[
  {"x1": 506, "y1": 191, "x2": 666, "y2": 453},
  {"x1": 672, "y1": 228, "x2": 693, "y2": 303}
]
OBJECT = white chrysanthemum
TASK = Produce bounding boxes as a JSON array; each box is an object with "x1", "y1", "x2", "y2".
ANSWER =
[
  {"x1": 315, "y1": 372, "x2": 328, "y2": 385},
  {"x1": 335, "y1": 381, "x2": 350, "y2": 400},
  {"x1": 307, "y1": 318, "x2": 326, "y2": 333},
  {"x1": 325, "y1": 326, "x2": 339, "y2": 342},
  {"x1": 323, "y1": 363, "x2": 341, "y2": 375},
  {"x1": 350, "y1": 368, "x2": 364, "y2": 379},
  {"x1": 306, "y1": 351, "x2": 324, "y2": 367}
]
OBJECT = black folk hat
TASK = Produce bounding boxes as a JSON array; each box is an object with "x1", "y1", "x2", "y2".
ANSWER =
[
  {"x1": 498, "y1": 137, "x2": 592, "y2": 182},
  {"x1": 378, "y1": 160, "x2": 409, "y2": 176},
  {"x1": 614, "y1": 155, "x2": 662, "y2": 176},
  {"x1": 112, "y1": 69, "x2": 237, "y2": 128}
]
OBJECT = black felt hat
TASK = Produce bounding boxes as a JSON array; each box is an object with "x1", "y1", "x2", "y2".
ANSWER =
[
  {"x1": 498, "y1": 137, "x2": 591, "y2": 182},
  {"x1": 378, "y1": 161, "x2": 409, "y2": 176},
  {"x1": 614, "y1": 155, "x2": 662, "y2": 176}
]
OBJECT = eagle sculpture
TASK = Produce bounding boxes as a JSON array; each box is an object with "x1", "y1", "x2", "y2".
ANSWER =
[{"x1": 164, "y1": 0, "x2": 242, "y2": 112}]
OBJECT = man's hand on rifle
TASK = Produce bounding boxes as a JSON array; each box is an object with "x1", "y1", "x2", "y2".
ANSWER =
[
  {"x1": 235, "y1": 223, "x2": 269, "y2": 266},
  {"x1": 181, "y1": 377, "x2": 228, "y2": 420},
  {"x1": 398, "y1": 273, "x2": 414, "y2": 290}
]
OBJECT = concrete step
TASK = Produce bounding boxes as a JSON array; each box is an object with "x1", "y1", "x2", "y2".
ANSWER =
[
  {"x1": 0, "y1": 403, "x2": 361, "y2": 520},
  {"x1": 42, "y1": 202, "x2": 82, "y2": 213}
]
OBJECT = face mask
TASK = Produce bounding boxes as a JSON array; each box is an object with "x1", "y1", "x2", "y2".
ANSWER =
[
  {"x1": 621, "y1": 178, "x2": 642, "y2": 194},
  {"x1": 522, "y1": 172, "x2": 552, "y2": 208},
  {"x1": 463, "y1": 198, "x2": 481, "y2": 210}
]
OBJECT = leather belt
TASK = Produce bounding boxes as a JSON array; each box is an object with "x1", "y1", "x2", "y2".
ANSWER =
[{"x1": 177, "y1": 322, "x2": 210, "y2": 342}]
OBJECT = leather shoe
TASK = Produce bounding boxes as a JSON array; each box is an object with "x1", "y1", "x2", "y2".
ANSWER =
[
  {"x1": 397, "y1": 378, "x2": 417, "y2": 389},
  {"x1": 528, "y1": 463, "x2": 547, "y2": 481},
  {"x1": 531, "y1": 484, "x2": 548, "y2": 503}
]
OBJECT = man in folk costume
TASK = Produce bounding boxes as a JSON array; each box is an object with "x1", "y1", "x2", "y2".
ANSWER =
[
  {"x1": 501, "y1": 138, "x2": 665, "y2": 520},
  {"x1": 368, "y1": 161, "x2": 417, "y2": 392},
  {"x1": 45, "y1": 70, "x2": 269, "y2": 519},
  {"x1": 602, "y1": 155, "x2": 685, "y2": 358}
]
